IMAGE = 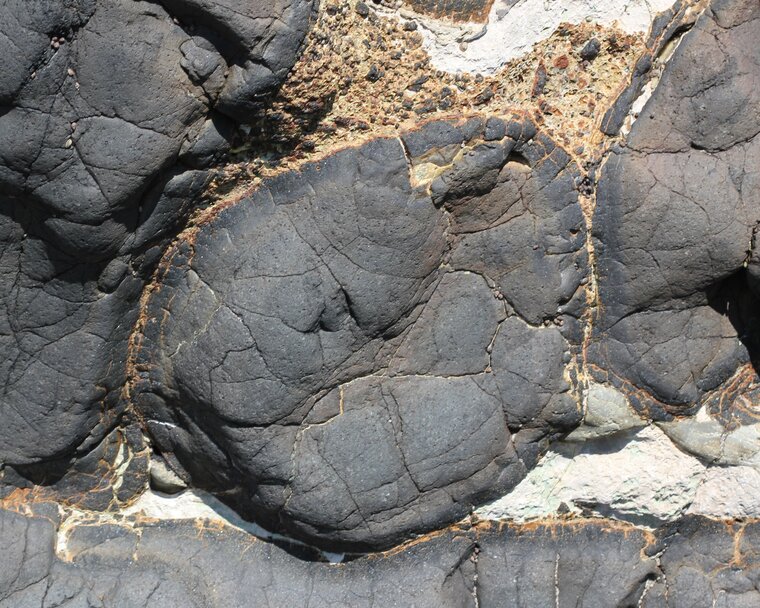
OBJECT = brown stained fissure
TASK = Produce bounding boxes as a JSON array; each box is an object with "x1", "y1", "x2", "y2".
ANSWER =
[
  {"x1": 472, "y1": 516, "x2": 660, "y2": 546},
  {"x1": 124, "y1": 242, "x2": 190, "y2": 422},
  {"x1": 731, "y1": 522, "x2": 747, "y2": 568},
  {"x1": 704, "y1": 364, "x2": 760, "y2": 428}
]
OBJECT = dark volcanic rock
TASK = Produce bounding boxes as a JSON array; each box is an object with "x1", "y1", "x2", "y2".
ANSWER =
[
  {"x1": 134, "y1": 115, "x2": 588, "y2": 550},
  {"x1": 0, "y1": 506, "x2": 477, "y2": 608},
  {"x1": 477, "y1": 520, "x2": 659, "y2": 607},
  {"x1": 591, "y1": 0, "x2": 760, "y2": 418},
  {"x1": 579, "y1": 38, "x2": 601, "y2": 61},
  {"x1": 4, "y1": 505, "x2": 760, "y2": 608},
  {"x1": 5, "y1": 0, "x2": 760, "y2": 603},
  {"x1": 643, "y1": 517, "x2": 760, "y2": 608},
  {"x1": 0, "y1": 0, "x2": 314, "y2": 468}
]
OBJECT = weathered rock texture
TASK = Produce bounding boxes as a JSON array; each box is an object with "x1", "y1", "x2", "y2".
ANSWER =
[
  {"x1": 2, "y1": 0, "x2": 760, "y2": 604},
  {"x1": 0, "y1": 0, "x2": 315, "y2": 467},
  {"x1": 591, "y1": 0, "x2": 760, "y2": 422},
  {"x1": 4, "y1": 504, "x2": 760, "y2": 608},
  {"x1": 133, "y1": 115, "x2": 586, "y2": 550}
]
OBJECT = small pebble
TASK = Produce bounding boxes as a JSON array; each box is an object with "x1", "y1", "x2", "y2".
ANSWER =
[
  {"x1": 355, "y1": 1, "x2": 370, "y2": 17},
  {"x1": 474, "y1": 87, "x2": 493, "y2": 105},
  {"x1": 415, "y1": 99, "x2": 436, "y2": 114},
  {"x1": 407, "y1": 74, "x2": 428, "y2": 92},
  {"x1": 553, "y1": 55, "x2": 569, "y2": 69},
  {"x1": 580, "y1": 38, "x2": 601, "y2": 61},
  {"x1": 365, "y1": 64, "x2": 383, "y2": 82},
  {"x1": 531, "y1": 62, "x2": 547, "y2": 97}
]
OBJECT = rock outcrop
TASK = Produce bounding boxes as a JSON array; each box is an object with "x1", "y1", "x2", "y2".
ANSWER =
[
  {"x1": 2, "y1": 0, "x2": 760, "y2": 605},
  {"x1": 133, "y1": 115, "x2": 586, "y2": 549},
  {"x1": 0, "y1": 0, "x2": 314, "y2": 466}
]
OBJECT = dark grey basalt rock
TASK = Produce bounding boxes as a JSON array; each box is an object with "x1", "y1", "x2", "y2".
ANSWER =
[
  {"x1": 4, "y1": 505, "x2": 760, "y2": 608},
  {"x1": 0, "y1": 506, "x2": 477, "y2": 608},
  {"x1": 134, "y1": 115, "x2": 588, "y2": 550},
  {"x1": 642, "y1": 517, "x2": 760, "y2": 608},
  {"x1": 478, "y1": 517, "x2": 760, "y2": 608},
  {"x1": 477, "y1": 520, "x2": 660, "y2": 607},
  {"x1": 6, "y1": 0, "x2": 760, "y2": 602},
  {"x1": 0, "y1": 0, "x2": 314, "y2": 468},
  {"x1": 590, "y1": 0, "x2": 760, "y2": 418}
]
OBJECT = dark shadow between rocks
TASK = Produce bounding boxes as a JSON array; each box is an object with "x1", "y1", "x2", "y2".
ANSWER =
[
  {"x1": 233, "y1": 90, "x2": 339, "y2": 165},
  {"x1": 4, "y1": 461, "x2": 69, "y2": 487},
  {"x1": 192, "y1": 489, "x2": 346, "y2": 563},
  {"x1": 707, "y1": 270, "x2": 760, "y2": 378}
]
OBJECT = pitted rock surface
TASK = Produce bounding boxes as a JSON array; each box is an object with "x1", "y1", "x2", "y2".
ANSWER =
[{"x1": 134, "y1": 115, "x2": 587, "y2": 550}]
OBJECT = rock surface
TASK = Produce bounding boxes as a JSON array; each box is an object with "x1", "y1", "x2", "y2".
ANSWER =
[
  {"x1": 2, "y1": 0, "x2": 760, "y2": 604},
  {"x1": 3, "y1": 505, "x2": 760, "y2": 608},
  {"x1": 591, "y1": 0, "x2": 760, "y2": 421},
  {"x1": 133, "y1": 115, "x2": 587, "y2": 550},
  {"x1": 0, "y1": 0, "x2": 315, "y2": 466}
]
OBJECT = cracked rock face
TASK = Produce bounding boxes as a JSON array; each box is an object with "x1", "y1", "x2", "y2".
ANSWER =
[
  {"x1": 6, "y1": 504, "x2": 760, "y2": 608},
  {"x1": 134, "y1": 115, "x2": 587, "y2": 550},
  {"x1": 0, "y1": 0, "x2": 314, "y2": 465},
  {"x1": 590, "y1": 0, "x2": 760, "y2": 421},
  {"x1": 4, "y1": 0, "x2": 760, "y2": 604}
]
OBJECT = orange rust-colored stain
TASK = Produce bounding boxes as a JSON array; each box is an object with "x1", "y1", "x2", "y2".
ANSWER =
[{"x1": 473, "y1": 516, "x2": 656, "y2": 545}]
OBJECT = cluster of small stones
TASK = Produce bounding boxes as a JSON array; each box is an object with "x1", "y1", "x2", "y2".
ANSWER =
[{"x1": 211, "y1": 0, "x2": 643, "y2": 192}]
